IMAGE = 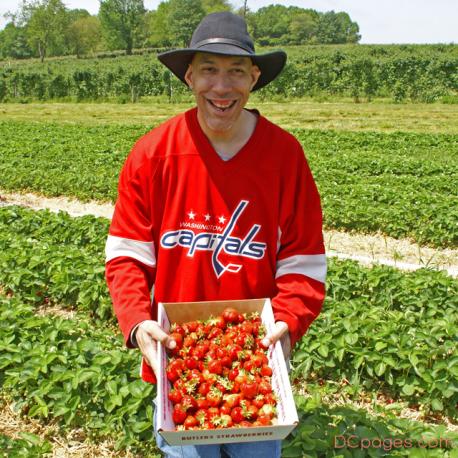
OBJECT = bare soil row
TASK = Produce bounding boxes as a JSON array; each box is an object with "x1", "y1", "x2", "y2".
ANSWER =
[{"x1": 1, "y1": 189, "x2": 456, "y2": 277}]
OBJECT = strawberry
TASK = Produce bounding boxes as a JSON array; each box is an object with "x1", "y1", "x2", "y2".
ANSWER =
[
  {"x1": 206, "y1": 387, "x2": 223, "y2": 407},
  {"x1": 172, "y1": 404, "x2": 187, "y2": 424},
  {"x1": 258, "y1": 380, "x2": 272, "y2": 395},
  {"x1": 240, "y1": 380, "x2": 258, "y2": 399},
  {"x1": 260, "y1": 364, "x2": 272, "y2": 377},
  {"x1": 230, "y1": 406, "x2": 244, "y2": 423},
  {"x1": 208, "y1": 359, "x2": 223, "y2": 375},
  {"x1": 184, "y1": 415, "x2": 198, "y2": 429},
  {"x1": 222, "y1": 307, "x2": 239, "y2": 324},
  {"x1": 168, "y1": 388, "x2": 182, "y2": 404}
]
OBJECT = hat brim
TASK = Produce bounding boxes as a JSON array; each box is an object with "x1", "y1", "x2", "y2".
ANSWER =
[{"x1": 157, "y1": 45, "x2": 286, "y2": 91}]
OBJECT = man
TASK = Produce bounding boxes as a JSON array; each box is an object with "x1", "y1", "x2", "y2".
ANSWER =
[{"x1": 105, "y1": 11, "x2": 326, "y2": 458}]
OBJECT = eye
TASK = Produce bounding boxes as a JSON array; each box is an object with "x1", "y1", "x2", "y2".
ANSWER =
[{"x1": 202, "y1": 66, "x2": 216, "y2": 73}]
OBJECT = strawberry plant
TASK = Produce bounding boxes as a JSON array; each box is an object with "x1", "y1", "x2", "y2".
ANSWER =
[
  {"x1": 0, "y1": 433, "x2": 52, "y2": 457},
  {"x1": 1, "y1": 121, "x2": 456, "y2": 247},
  {"x1": 0, "y1": 205, "x2": 455, "y2": 455},
  {"x1": 282, "y1": 392, "x2": 457, "y2": 457},
  {"x1": 0, "y1": 295, "x2": 157, "y2": 454},
  {"x1": 292, "y1": 260, "x2": 458, "y2": 417},
  {"x1": 1, "y1": 44, "x2": 457, "y2": 103},
  {"x1": 0, "y1": 207, "x2": 113, "y2": 321},
  {"x1": 0, "y1": 206, "x2": 455, "y2": 419}
]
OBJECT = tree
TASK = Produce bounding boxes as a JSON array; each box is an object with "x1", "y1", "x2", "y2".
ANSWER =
[
  {"x1": 66, "y1": 16, "x2": 102, "y2": 57},
  {"x1": 316, "y1": 11, "x2": 360, "y2": 44},
  {"x1": 99, "y1": 0, "x2": 146, "y2": 55},
  {"x1": 240, "y1": 6, "x2": 361, "y2": 46},
  {"x1": 66, "y1": 8, "x2": 90, "y2": 24},
  {"x1": 250, "y1": 5, "x2": 290, "y2": 46},
  {"x1": 242, "y1": 0, "x2": 248, "y2": 18},
  {"x1": 0, "y1": 22, "x2": 33, "y2": 59},
  {"x1": 201, "y1": 0, "x2": 232, "y2": 14},
  {"x1": 168, "y1": 0, "x2": 206, "y2": 47},
  {"x1": 142, "y1": 2, "x2": 172, "y2": 48},
  {"x1": 288, "y1": 9, "x2": 319, "y2": 44},
  {"x1": 19, "y1": 0, "x2": 69, "y2": 61}
]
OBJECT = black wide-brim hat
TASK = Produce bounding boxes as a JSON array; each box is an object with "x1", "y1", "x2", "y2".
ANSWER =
[{"x1": 158, "y1": 12, "x2": 287, "y2": 92}]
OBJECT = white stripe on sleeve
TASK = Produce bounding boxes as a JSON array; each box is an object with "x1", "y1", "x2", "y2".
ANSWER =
[
  {"x1": 105, "y1": 235, "x2": 156, "y2": 267},
  {"x1": 276, "y1": 254, "x2": 327, "y2": 283}
]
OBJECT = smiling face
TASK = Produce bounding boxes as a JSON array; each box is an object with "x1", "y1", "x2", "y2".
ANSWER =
[{"x1": 184, "y1": 52, "x2": 261, "y2": 139}]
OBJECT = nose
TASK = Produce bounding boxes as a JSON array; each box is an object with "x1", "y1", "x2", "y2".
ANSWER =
[{"x1": 212, "y1": 72, "x2": 232, "y2": 94}]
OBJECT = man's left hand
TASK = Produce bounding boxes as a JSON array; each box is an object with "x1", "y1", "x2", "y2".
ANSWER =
[{"x1": 262, "y1": 321, "x2": 291, "y2": 359}]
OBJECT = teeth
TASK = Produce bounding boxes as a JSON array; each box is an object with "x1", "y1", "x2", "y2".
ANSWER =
[{"x1": 210, "y1": 100, "x2": 234, "y2": 109}]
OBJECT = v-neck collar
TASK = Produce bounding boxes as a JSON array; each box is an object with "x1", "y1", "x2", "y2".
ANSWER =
[{"x1": 185, "y1": 107, "x2": 265, "y2": 168}]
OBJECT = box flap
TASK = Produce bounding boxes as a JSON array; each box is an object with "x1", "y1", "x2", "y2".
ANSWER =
[
  {"x1": 156, "y1": 303, "x2": 174, "y2": 432},
  {"x1": 261, "y1": 299, "x2": 299, "y2": 425},
  {"x1": 159, "y1": 423, "x2": 296, "y2": 446},
  {"x1": 162, "y1": 298, "x2": 266, "y2": 324}
]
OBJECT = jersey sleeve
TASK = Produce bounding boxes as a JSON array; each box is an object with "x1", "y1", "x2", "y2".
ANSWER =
[
  {"x1": 105, "y1": 140, "x2": 158, "y2": 349},
  {"x1": 272, "y1": 143, "x2": 327, "y2": 349}
]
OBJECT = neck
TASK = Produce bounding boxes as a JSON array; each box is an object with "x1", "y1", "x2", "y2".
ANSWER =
[{"x1": 197, "y1": 109, "x2": 257, "y2": 151}]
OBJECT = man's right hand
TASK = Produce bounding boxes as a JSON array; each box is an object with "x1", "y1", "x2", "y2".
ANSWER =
[{"x1": 134, "y1": 320, "x2": 177, "y2": 378}]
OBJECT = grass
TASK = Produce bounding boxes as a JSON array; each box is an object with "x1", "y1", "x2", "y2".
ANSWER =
[{"x1": 0, "y1": 99, "x2": 458, "y2": 134}]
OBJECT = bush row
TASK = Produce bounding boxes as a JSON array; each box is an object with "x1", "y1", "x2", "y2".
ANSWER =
[{"x1": 1, "y1": 46, "x2": 457, "y2": 102}]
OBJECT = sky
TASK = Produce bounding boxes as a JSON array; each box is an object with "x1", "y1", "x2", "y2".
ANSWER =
[{"x1": 1, "y1": 0, "x2": 457, "y2": 44}]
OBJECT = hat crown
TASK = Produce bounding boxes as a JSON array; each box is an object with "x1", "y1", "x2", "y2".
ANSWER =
[{"x1": 190, "y1": 12, "x2": 255, "y2": 53}]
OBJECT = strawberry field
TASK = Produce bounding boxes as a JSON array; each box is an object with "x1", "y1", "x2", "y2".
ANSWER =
[
  {"x1": 0, "y1": 122, "x2": 456, "y2": 248},
  {"x1": 0, "y1": 100, "x2": 457, "y2": 457},
  {"x1": 0, "y1": 205, "x2": 456, "y2": 457}
]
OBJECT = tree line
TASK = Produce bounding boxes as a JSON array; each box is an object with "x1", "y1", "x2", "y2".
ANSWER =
[{"x1": 0, "y1": 0, "x2": 361, "y2": 61}]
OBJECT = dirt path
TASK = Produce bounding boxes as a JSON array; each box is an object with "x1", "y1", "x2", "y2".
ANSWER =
[{"x1": 1, "y1": 190, "x2": 457, "y2": 277}]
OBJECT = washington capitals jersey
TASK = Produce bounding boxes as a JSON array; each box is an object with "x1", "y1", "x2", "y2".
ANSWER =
[{"x1": 105, "y1": 107, "x2": 326, "y2": 357}]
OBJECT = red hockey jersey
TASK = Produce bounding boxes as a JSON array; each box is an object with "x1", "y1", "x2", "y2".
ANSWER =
[{"x1": 105, "y1": 107, "x2": 326, "y2": 381}]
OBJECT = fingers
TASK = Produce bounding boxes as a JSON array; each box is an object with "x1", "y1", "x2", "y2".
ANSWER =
[
  {"x1": 136, "y1": 320, "x2": 176, "y2": 377},
  {"x1": 138, "y1": 331, "x2": 159, "y2": 376},
  {"x1": 138, "y1": 320, "x2": 177, "y2": 349},
  {"x1": 262, "y1": 321, "x2": 289, "y2": 348}
]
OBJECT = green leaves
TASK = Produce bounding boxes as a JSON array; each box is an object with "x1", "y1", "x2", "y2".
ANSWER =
[
  {"x1": 0, "y1": 205, "x2": 455, "y2": 456},
  {"x1": 296, "y1": 128, "x2": 458, "y2": 248},
  {"x1": 1, "y1": 122, "x2": 456, "y2": 247},
  {"x1": 0, "y1": 206, "x2": 113, "y2": 322},
  {"x1": 0, "y1": 433, "x2": 52, "y2": 457},
  {"x1": 284, "y1": 389, "x2": 458, "y2": 458},
  {"x1": 0, "y1": 296, "x2": 156, "y2": 452},
  {"x1": 293, "y1": 259, "x2": 458, "y2": 417}
]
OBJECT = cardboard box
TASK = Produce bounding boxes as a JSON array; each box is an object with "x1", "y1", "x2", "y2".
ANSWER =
[{"x1": 156, "y1": 298, "x2": 298, "y2": 446}]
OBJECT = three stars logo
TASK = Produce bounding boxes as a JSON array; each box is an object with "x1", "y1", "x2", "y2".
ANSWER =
[{"x1": 187, "y1": 210, "x2": 227, "y2": 225}]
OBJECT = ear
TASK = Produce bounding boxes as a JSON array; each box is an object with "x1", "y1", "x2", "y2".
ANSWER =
[
  {"x1": 250, "y1": 65, "x2": 261, "y2": 91},
  {"x1": 184, "y1": 64, "x2": 194, "y2": 90}
]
